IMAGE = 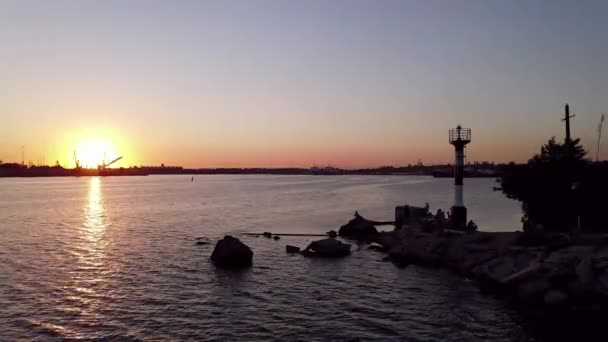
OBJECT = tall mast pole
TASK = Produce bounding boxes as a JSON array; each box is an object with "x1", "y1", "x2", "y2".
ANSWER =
[
  {"x1": 597, "y1": 114, "x2": 605, "y2": 162},
  {"x1": 563, "y1": 104, "x2": 575, "y2": 144}
]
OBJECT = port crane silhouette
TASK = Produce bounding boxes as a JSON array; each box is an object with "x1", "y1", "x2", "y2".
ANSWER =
[
  {"x1": 72, "y1": 151, "x2": 122, "y2": 169},
  {"x1": 73, "y1": 151, "x2": 81, "y2": 169},
  {"x1": 98, "y1": 152, "x2": 123, "y2": 170}
]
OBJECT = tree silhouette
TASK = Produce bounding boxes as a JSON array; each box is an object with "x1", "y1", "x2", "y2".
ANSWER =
[{"x1": 497, "y1": 137, "x2": 608, "y2": 232}]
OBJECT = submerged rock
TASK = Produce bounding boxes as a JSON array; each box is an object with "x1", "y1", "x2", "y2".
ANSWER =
[
  {"x1": 210, "y1": 235, "x2": 253, "y2": 268},
  {"x1": 286, "y1": 245, "x2": 301, "y2": 254},
  {"x1": 368, "y1": 244, "x2": 386, "y2": 252},
  {"x1": 338, "y1": 215, "x2": 378, "y2": 239},
  {"x1": 195, "y1": 237, "x2": 210, "y2": 245},
  {"x1": 386, "y1": 246, "x2": 410, "y2": 267},
  {"x1": 303, "y1": 238, "x2": 351, "y2": 257}
]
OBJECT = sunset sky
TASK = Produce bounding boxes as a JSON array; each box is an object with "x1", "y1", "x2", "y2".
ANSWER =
[{"x1": 1, "y1": 0, "x2": 607, "y2": 168}]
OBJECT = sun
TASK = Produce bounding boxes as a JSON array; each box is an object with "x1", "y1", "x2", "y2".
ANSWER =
[{"x1": 74, "y1": 137, "x2": 121, "y2": 168}]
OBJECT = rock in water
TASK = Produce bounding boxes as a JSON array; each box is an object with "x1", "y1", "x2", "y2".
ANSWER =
[
  {"x1": 286, "y1": 245, "x2": 301, "y2": 254},
  {"x1": 303, "y1": 238, "x2": 351, "y2": 257},
  {"x1": 210, "y1": 235, "x2": 253, "y2": 268},
  {"x1": 338, "y1": 216, "x2": 378, "y2": 239},
  {"x1": 262, "y1": 232, "x2": 272, "y2": 238}
]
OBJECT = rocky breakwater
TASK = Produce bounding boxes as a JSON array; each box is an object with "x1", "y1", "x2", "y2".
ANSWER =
[{"x1": 373, "y1": 226, "x2": 608, "y2": 312}]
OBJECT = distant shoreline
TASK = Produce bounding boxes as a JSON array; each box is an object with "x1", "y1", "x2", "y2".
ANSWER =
[
  {"x1": 0, "y1": 164, "x2": 503, "y2": 178},
  {"x1": 0, "y1": 170, "x2": 499, "y2": 178}
]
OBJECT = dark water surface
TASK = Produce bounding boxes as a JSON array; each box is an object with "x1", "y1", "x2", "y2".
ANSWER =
[{"x1": 0, "y1": 175, "x2": 533, "y2": 341}]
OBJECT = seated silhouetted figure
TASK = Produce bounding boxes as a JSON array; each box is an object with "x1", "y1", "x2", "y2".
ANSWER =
[
  {"x1": 435, "y1": 209, "x2": 446, "y2": 228},
  {"x1": 522, "y1": 215, "x2": 530, "y2": 232},
  {"x1": 466, "y1": 220, "x2": 478, "y2": 232}
]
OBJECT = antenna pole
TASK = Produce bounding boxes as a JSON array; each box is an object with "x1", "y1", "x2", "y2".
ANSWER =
[
  {"x1": 597, "y1": 114, "x2": 606, "y2": 162},
  {"x1": 562, "y1": 104, "x2": 575, "y2": 144}
]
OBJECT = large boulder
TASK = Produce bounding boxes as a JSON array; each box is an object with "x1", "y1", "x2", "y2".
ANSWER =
[
  {"x1": 387, "y1": 233, "x2": 447, "y2": 268},
  {"x1": 210, "y1": 235, "x2": 253, "y2": 268},
  {"x1": 540, "y1": 246, "x2": 594, "y2": 282},
  {"x1": 445, "y1": 232, "x2": 519, "y2": 276},
  {"x1": 472, "y1": 248, "x2": 544, "y2": 284},
  {"x1": 338, "y1": 216, "x2": 378, "y2": 239},
  {"x1": 303, "y1": 238, "x2": 351, "y2": 257}
]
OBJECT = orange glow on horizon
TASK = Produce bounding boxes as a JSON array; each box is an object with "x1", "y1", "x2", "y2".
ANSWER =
[{"x1": 53, "y1": 127, "x2": 136, "y2": 169}]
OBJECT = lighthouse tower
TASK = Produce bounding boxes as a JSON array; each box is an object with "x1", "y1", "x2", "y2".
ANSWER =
[{"x1": 449, "y1": 125, "x2": 471, "y2": 229}]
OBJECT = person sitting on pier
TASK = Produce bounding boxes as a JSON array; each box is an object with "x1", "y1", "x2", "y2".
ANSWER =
[
  {"x1": 466, "y1": 220, "x2": 478, "y2": 232},
  {"x1": 435, "y1": 209, "x2": 446, "y2": 228},
  {"x1": 521, "y1": 215, "x2": 530, "y2": 232}
]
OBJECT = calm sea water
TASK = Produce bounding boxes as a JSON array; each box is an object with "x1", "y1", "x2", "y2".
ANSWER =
[{"x1": 0, "y1": 175, "x2": 532, "y2": 341}]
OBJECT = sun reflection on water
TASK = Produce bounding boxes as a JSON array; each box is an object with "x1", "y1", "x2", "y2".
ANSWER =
[
  {"x1": 85, "y1": 177, "x2": 106, "y2": 238},
  {"x1": 62, "y1": 176, "x2": 111, "y2": 324}
]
